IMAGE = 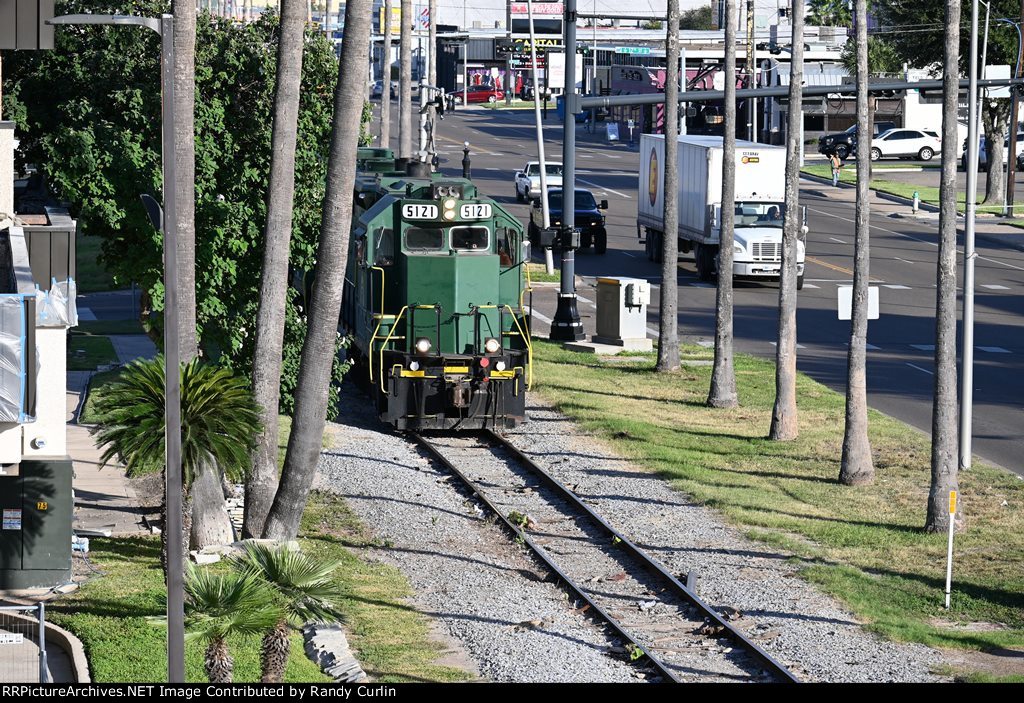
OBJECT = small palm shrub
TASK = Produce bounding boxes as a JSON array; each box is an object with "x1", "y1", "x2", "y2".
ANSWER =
[
  {"x1": 235, "y1": 543, "x2": 345, "y2": 683},
  {"x1": 184, "y1": 566, "x2": 283, "y2": 683}
]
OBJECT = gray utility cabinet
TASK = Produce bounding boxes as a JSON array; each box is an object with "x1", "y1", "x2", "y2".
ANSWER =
[{"x1": 0, "y1": 458, "x2": 72, "y2": 590}]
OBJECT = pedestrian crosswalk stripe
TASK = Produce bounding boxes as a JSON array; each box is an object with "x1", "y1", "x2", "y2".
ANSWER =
[
  {"x1": 883, "y1": 284, "x2": 911, "y2": 290},
  {"x1": 910, "y1": 344, "x2": 935, "y2": 351},
  {"x1": 981, "y1": 284, "x2": 1010, "y2": 290},
  {"x1": 977, "y1": 346, "x2": 1011, "y2": 353}
]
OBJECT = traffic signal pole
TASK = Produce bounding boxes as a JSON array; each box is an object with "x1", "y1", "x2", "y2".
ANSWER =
[{"x1": 551, "y1": 0, "x2": 585, "y2": 341}]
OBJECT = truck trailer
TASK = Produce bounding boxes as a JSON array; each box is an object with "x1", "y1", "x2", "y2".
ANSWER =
[{"x1": 638, "y1": 134, "x2": 805, "y2": 290}]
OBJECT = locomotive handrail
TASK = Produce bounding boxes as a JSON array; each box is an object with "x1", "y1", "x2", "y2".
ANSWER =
[
  {"x1": 504, "y1": 304, "x2": 533, "y2": 390},
  {"x1": 378, "y1": 305, "x2": 410, "y2": 392}
]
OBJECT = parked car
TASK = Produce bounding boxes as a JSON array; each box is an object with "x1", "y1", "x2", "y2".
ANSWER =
[
  {"x1": 867, "y1": 128, "x2": 942, "y2": 161},
  {"x1": 961, "y1": 132, "x2": 1024, "y2": 169},
  {"x1": 818, "y1": 122, "x2": 896, "y2": 160},
  {"x1": 514, "y1": 161, "x2": 564, "y2": 202},
  {"x1": 458, "y1": 85, "x2": 504, "y2": 104},
  {"x1": 528, "y1": 187, "x2": 608, "y2": 254},
  {"x1": 370, "y1": 80, "x2": 396, "y2": 99}
]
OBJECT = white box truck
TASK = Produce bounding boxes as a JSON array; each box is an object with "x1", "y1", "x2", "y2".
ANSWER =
[{"x1": 638, "y1": 134, "x2": 806, "y2": 290}]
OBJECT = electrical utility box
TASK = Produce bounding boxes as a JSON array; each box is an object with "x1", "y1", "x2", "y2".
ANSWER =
[
  {"x1": 593, "y1": 277, "x2": 653, "y2": 352},
  {"x1": 0, "y1": 458, "x2": 72, "y2": 590},
  {"x1": 0, "y1": 0, "x2": 55, "y2": 50}
]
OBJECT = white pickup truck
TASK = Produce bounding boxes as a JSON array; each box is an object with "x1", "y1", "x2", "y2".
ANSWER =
[{"x1": 514, "y1": 161, "x2": 564, "y2": 203}]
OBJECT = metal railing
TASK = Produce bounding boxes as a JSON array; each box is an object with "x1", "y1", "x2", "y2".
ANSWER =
[{"x1": 0, "y1": 603, "x2": 48, "y2": 683}]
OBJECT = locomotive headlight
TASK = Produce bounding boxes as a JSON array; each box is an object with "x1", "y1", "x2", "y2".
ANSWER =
[
  {"x1": 443, "y1": 209, "x2": 457, "y2": 221},
  {"x1": 443, "y1": 197, "x2": 457, "y2": 221},
  {"x1": 409, "y1": 361, "x2": 421, "y2": 371},
  {"x1": 414, "y1": 337, "x2": 432, "y2": 354},
  {"x1": 495, "y1": 361, "x2": 507, "y2": 372},
  {"x1": 443, "y1": 198, "x2": 457, "y2": 209},
  {"x1": 484, "y1": 337, "x2": 500, "y2": 354}
]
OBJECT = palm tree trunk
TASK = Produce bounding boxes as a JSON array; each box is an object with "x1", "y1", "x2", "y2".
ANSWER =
[
  {"x1": 263, "y1": 0, "x2": 373, "y2": 540},
  {"x1": 245, "y1": 0, "x2": 308, "y2": 539},
  {"x1": 260, "y1": 620, "x2": 292, "y2": 683},
  {"x1": 191, "y1": 460, "x2": 234, "y2": 548},
  {"x1": 707, "y1": 0, "x2": 738, "y2": 406},
  {"x1": 769, "y1": 0, "x2": 803, "y2": 441},
  {"x1": 171, "y1": 1, "x2": 198, "y2": 362},
  {"x1": 380, "y1": 0, "x2": 393, "y2": 149},
  {"x1": 840, "y1": 0, "x2": 874, "y2": 485},
  {"x1": 656, "y1": 0, "x2": 681, "y2": 372},
  {"x1": 398, "y1": 0, "x2": 413, "y2": 159},
  {"x1": 982, "y1": 102, "x2": 1008, "y2": 205},
  {"x1": 205, "y1": 638, "x2": 234, "y2": 683},
  {"x1": 926, "y1": 0, "x2": 962, "y2": 532}
]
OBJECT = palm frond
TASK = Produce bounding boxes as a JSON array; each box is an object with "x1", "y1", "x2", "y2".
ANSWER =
[
  {"x1": 184, "y1": 565, "x2": 284, "y2": 643},
  {"x1": 235, "y1": 542, "x2": 346, "y2": 628}
]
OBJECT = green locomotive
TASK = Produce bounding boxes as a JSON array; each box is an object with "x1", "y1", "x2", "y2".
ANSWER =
[{"x1": 341, "y1": 148, "x2": 533, "y2": 430}]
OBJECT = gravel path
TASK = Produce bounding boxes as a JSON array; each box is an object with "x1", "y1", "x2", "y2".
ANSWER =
[
  {"x1": 317, "y1": 390, "x2": 643, "y2": 683},
  {"x1": 317, "y1": 389, "x2": 945, "y2": 683}
]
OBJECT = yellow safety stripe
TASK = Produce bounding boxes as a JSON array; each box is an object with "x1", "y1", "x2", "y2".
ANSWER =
[
  {"x1": 379, "y1": 306, "x2": 409, "y2": 392},
  {"x1": 504, "y1": 305, "x2": 533, "y2": 390}
]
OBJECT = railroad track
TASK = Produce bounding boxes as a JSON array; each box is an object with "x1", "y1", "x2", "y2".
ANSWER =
[{"x1": 411, "y1": 430, "x2": 800, "y2": 684}]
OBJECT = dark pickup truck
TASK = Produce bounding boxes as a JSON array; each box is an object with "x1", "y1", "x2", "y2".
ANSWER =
[
  {"x1": 527, "y1": 188, "x2": 609, "y2": 254},
  {"x1": 818, "y1": 122, "x2": 896, "y2": 160}
]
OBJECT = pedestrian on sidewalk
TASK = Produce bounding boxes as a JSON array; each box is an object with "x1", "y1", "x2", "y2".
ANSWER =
[{"x1": 829, "y1": 151, "x2": 843, "y2": 187}]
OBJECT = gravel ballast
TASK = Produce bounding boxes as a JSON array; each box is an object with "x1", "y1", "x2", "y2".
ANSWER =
[{"x1": 317, "y1": 390, "x2": 944, "y2": 683}]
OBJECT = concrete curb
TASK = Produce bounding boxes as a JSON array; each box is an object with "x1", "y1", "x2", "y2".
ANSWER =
[{"x1": 1, "y1": 610, "x2": 91, "y2": 682}]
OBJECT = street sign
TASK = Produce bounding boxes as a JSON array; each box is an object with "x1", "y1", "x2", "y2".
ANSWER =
[
  {"x1": 614, "y1": 47, "x2": 651, "y2": 56},
  {"x1": 510, "y1": 53, "x2": 547, "y2": 70}
]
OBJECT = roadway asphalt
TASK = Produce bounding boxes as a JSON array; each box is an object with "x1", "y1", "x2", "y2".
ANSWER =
[{"x1": 376, "y1": 104, "x2": 1024, "y2": 478}]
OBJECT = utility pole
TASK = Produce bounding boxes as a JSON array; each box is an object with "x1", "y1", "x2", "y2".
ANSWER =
[
  {"x1": 551, "y1": 0, "x2": 585, "y2": 341},
  {"x1": 1006, "y1": 0, "x2": 1024, "y2": 215},
  {"x1": 746, "y1": 0, "x2": 755, "y2": 141}
]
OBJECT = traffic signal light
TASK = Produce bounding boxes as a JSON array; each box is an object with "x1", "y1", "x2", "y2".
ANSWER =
[
  {"x1": 576, "y1": 43, "x2": 591, "y2": 56},
  {"x1": 0, "y1": 0, "x2": 55, "y2": 50}
]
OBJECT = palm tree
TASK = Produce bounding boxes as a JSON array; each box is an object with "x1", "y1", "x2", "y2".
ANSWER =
[
  {"x1": 262, "y1": 0, "x2": 373, "y2": 540},
  {"x1": 236, "y1": 543, "x2": 345, "y2": 683},
  {"x1": 91, "y1": 358, "x2": 263, "y2": 562},
  {"x1": 768, "y1": 0, "x2": 804, "y2": 441},
  {"x1": 185, "y1": 566, "x2": 283, "y2": 683},
  {"x1": 839, "y1": 0, "x2": 874, "y2": 485},
  {"x1": 398, "y1": 0, "x2": 413, "y2": 158},
  {"x1": 707, "y1": 0, "x2": 738, "y2": 406},
  {"x1": 173, "y1": 0, "x2": 198, "y2": 361},
  {"x1": 379, "y1": 0, "x2": 393, "y2": 148},
  {"x1": 926, "y1": 0, "x2": 962, "y2": 532},
  {"x1": 246, "y1": 0, "x2": 310, "y2": 540},
  {"x1": 656, "y1": 0, "x2": 681, "y2": 373}
]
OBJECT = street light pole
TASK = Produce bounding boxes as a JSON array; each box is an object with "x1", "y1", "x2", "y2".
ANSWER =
[
  {"x1": 551, "y1": 0, "x2": 584, "y2": 341},
  {"x1": 48, "y1": 13, "x2": 185, "y2": 683}
]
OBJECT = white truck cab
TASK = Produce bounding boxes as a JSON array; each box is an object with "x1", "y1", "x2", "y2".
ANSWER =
[{"x1": 514, "y1": 161, "x2": 564, "y2": 203}]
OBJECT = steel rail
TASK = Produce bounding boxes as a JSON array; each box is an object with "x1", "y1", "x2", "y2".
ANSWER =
[
  {"x1": 482, "y1": 430, "x2": 801, "y2": 683},
  {"x1": 411, "y1": 432, "x2": 684, "y2": 683}
]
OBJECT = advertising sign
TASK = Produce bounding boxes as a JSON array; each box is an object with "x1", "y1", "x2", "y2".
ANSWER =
[{"x1": 509, "y1": 2, "x2": 563, "y2": 14}]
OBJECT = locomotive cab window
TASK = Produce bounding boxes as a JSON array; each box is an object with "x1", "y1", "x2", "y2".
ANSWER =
[
  {"x1": 405, "y1": 226, "x2": 445, "y2": 251},
  {"x1": 497, "y1": 228, "x2": 518, "y2": 267},
  {"x1": 374, "y1": 227, "x2": 394, "y2": 265},
  {"x1": 451, "y1": 226, "x2": 489, "y2": 251}
]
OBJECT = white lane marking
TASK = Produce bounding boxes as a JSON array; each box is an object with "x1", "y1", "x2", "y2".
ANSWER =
[
  {"x1": 910, "y1": 344, "x2": 935, "y2": 351},
  {"x1": 895, "y1": 257, "x2": 915, "y2": 265},
  {"x1": 647, "y1": 327, "x2": 660, "y2": 338},
  {"x1": 883, "y1": 284, "x2": 911, "y2": 290},
  {"x1": 77, "y1": 307, "x2": 97, "y2": 321},
  {"x1": 579, "y1": 154, "x2": 594, "y2": 158},
  {"x1": 770, "y1": 341, "x2": 808, "y2": 349},
  {"x1": 576, "y1": 294, "x2": 594, "y2": 304},
  {"x1": 690, "y1": 282, "x2": 714, "y2": 288},
  {"x1": 801, "y1": 283, "x2": 820, "y2": 289},
  {"x1": 977, "y1": 346, "x2": 1011, "y2": 353},
  {"x1": 697, "y1": 340, "x2": 714, "y2": 347},
  {"x1": 907, "y1": 363, "x2": 934, "y2": 375},
  {"x1": 981, "y1": 284, "x2": 1010, "y2": 290},
  {"x1": 530, "y1": 309, "x2": 553, "y2": 325},
  {"x1": 829, "y1": 237, "x2": 846, "y2": 244},
  {"x1": 622, "y1": 252, "x2": 638, "y2": 257},
  {"x1": 577, "y1": 177, "x2": 632, "y2": 199},
  {"x1": 606, "y1": 155, "x2": 621, "y2": 159},
  {"x1": 846, "y1": 342, "x2": 882, "y2": 351},
  {"x1": 808, "y1": 205, "x2": 1024, "y2": 271},
  {"x1": 484, "y1": 167, "x2": 499, "y2": 171}
]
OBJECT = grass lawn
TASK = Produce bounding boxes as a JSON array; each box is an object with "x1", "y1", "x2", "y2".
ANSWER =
[
  {"x1": 78, "y1": 367, "x2": 125, "y2": 424},
  {"x1": 480, "y1": 99, "x2": 556, "y2": 110},
  {"x1": 75, "y1": 320, "x2": 147, "y2": 336},
  {"x1": 76, "y1": 230, "x2": 118, "y2": 293},
  {"x1": 802, "y1": 164, "x2": 1014, "y2": 217},
  {"x1": 68, "y1": 333, "x2": 119, "y2": 371},
  {"x1": 50, "y1": 490, "x2": 473, "y2": 683},
  {"x1": 531, "y1": 339, "x2": 1024, "y2": 654},
  {"x1": 526, "y1": 262, "x2": 560, "y2": 283}
]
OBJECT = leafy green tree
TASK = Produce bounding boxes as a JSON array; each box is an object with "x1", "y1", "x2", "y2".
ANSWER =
[
  {"x1": 184, "y1": 567, "x2": 282, "y2": 683},
  {"x1": 680, "y1": 6, "x2": 714, "y2": 30},
  {"x1": 90, "y1": 357, "x2": 262, "y2": 553},
  {"x1": 235, "y1": 543, "x2": 345, "y2": 683},
  {"x1": 1, "y1": 2, "x2": 346, "y2": 414},
  {"x1": 877, "y1": 0, "x2": 1018, "y2": 203},
  {"x1": 808, "y1": 0, "x2": 852, "y2": 26}
]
